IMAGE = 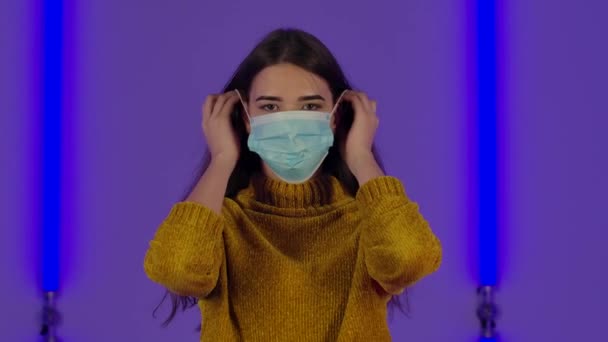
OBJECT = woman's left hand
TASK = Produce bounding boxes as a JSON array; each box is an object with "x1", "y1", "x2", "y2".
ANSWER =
[{"x1": 340, "y1": 91, "x2": 384, "y2": 183}]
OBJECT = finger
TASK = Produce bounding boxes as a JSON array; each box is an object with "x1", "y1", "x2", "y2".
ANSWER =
[
  {"x1": 366, "y1": 97, "x2": 378, "y2": 123},
  {"x1": 221, "y1": 92, "x2": 241, "y2": 117},
  {"x1": 210, "y1": 92, "x2": 232, "y2": 118},
  {"x1": 213, "y1": 91, "x2": 239, "y2": 118},
  {"x1": 203, "y1": 94, "x2": 219, "y2": 124},
  {"x1": 355, "y1": 92, "x2": 374, "y2": 115},
  {"x1": 371, "y1": 99, "x2": 379, "y2": 127}
]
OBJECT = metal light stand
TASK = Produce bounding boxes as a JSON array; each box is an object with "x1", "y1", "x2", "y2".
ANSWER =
[
  {"x1": 40, "y1": 291, "x2": 61, "y2": 342},
  {"x1": 477, "y1": 285, "x2": 499, "y2": 339}
]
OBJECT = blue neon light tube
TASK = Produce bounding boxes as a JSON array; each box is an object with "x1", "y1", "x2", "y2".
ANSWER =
[
  {"x1": 477, "y1": 0, "x2": 498, "y2": 287},
  {"x1": 41, "y1": 0, "x2": 63, "y2": 292}
]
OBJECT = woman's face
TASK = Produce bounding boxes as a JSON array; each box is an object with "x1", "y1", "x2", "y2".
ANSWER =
[
  {"x1": 245, "y1": 63, "x2": 337, "y2": 181},
  {"x1": 245, "y1": 63, "x2": 336, "y2": 131}
]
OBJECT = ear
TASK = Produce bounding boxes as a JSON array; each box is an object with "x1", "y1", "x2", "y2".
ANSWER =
[
  {"x1": 235, "y1": 89, "x2": 251, "y2": 133},
  {"x1": 330, "y1": 109, "x2": 339, "y2": 133},
  {"x1": 330, "y1": 90, "x2": 348, "y2": 133},
  {"x1": 239, "y1": 101, "x2": 251, "y2": 134},
  {"x1": 243, "y1": 114, "x2": 251, "y2": 134}
]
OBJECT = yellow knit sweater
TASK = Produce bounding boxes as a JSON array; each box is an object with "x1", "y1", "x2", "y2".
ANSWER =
[{"x1": 144, "y1": 174, "x2": 442, "y2": 341}]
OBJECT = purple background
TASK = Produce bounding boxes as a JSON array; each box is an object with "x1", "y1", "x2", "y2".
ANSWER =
[{"x1": 1, "y1": 0, "x2": 606, "y2": 341}]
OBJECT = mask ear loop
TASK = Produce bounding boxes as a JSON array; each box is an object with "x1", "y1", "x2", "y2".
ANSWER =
[
  {"x1": 234, "y1": 89, "x2": 251, "y2": 123},
  {"x1": 329, "y1": 90, "x2": 349, "y2": 118}
]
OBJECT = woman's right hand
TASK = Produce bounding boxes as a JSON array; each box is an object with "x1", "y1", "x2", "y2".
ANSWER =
[{"x1": 202, "y1": 90, "x2": 242, "y2": 165}]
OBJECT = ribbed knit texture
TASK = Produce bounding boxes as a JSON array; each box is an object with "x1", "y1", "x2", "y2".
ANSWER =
[{"x1": 144, "y1": 174, "x2": 442, "y2": 341}]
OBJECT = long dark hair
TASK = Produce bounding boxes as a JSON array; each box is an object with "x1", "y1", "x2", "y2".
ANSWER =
[{"x1": 154, "y1": 28, "x2": 410, "y2": 327}]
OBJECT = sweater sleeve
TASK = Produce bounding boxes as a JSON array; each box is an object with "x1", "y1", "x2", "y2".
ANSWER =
[
  {"x1": 144, "y1": 201, "x2": 225, "y2": 298},
  {"x1": 356, "y1": 176, "x2": 442, "y2": 295}
]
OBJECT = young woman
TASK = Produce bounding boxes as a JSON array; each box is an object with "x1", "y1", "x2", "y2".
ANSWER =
[{"x1": 144, "y1": 28, "x2": 442, "y2": 341}]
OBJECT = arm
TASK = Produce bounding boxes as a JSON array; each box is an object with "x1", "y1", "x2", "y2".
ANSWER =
[
  {"x1": 143, "y1": 158, "x2": 235, "y2": 298},
  {"x1": 356, "y1": 175, "x2": 443, "y2": 295}
]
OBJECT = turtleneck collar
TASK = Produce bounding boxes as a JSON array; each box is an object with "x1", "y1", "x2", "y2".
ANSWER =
[{"x1": 236, "y1": 173, "x2": 352, "y2": 210}]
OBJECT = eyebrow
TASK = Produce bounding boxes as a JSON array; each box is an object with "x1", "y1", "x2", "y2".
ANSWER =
[{"x1": 255, "y1": 95, "x2": 326, "y2": 102}]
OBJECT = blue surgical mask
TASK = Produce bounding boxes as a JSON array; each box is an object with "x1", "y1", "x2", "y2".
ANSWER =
[{"x1": 236, "y1": 90, "x2": 347, "y2": 184}]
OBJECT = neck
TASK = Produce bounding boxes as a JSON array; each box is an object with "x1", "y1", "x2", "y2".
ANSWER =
[{"x1": 245, "y1": 172, "x2": 348, "y2": 209}]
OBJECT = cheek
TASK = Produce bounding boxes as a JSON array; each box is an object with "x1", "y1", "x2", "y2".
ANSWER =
[{"x1": 248, "y1": 106, "x2": 262, "y2": 117}]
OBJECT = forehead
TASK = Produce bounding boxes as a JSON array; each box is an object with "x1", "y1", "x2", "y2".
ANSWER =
[{"x1": 250, "y1": 63, "x2": 331, "y2": 99}]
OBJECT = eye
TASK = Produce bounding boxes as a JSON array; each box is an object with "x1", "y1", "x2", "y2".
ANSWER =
[
  {"x1": 260, "y1": 103, "x2": 278, "y2": 111},
  {"x1": 302, "y1": 103, "x2": 321, "y2": 111}
]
